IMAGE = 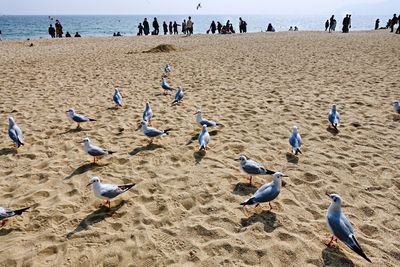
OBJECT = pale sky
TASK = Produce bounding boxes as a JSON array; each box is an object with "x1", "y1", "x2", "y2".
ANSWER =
[{"x1": 1, "y1": 0, "x2": 397, "y2": 15}]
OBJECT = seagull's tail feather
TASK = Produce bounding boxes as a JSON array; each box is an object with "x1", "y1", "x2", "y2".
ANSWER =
[
  {"x1": 240, "y1": 197, "x2": 256, "y2": 206},
  {"x1": 17, "y1": 139, "x2": 24, "y2": 147},
  {"x1": 89, "y1": 118, "x2": 97, "y2": 122},
  {"x1": 107, "y1": 151, "x2": 116, "y2": 155},
  {"x1": 14, "y1": 207, "x2": 30, "y2": 216},
  {"x1": 349, "y1": 235, "x2": 372, "y2": 263},
  {"x1": 199, "y1": 144, "x2": 206, "y2": 151},
  {"x1": 264, "y1": 169, "x2": 276, "y2": 175},
  {"x1": 294, "y1": 148, "x2": 302, "y2": 155},
  {"x1": 118, "y1": 183, "x2": 136, "y2": 192},
  {"x1": 171, "y1": 99, "x2": 178, "y2": 105},
  {"x1": 215, "y1": 122, "x2": 223, "y2": 127},
  {"x1": 163, "y1": 129, "x2": 172, "y2": 135}
]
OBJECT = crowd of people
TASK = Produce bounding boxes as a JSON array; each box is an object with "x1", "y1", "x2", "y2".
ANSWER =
[
  {"x1": 137, "y1": 16, "x2": 194, "y2": 36},
  {"x1": 48, "y1": 20, "x2": 81, "y2": 38}
]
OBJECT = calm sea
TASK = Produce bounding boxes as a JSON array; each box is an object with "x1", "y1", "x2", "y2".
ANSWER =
[{"x1": 0, "y1": 15, "x2": 386, "y2": 40}]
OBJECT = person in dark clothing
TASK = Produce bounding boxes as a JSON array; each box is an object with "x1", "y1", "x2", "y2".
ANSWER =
[
  {"x1": 329, "y1": 15, "x2": 335, "y2": 32},
  {"x1": 74, "y1": 32, "x2": 81, "y2": 37},
  {"x1": 226, "y1": 20, "x2": 230, "y2": 28},
  {"x1": 163, "y1": 21, "x2": 168, "y2": 35},
  {"x1": 375, "y1": 19, "x2": 380, "y2": 30},
  {"x1": 138, "y1": 23, "x2": 143, "y2": 36},
  {"x1": 239, "y1": 17, "x2": 247, "y2": 33},
  {"x1": 169, "y1": 21, "x2": 173, "y2": 35},
  {"x1": 116, "y1": 32, "x2": 121, "y2": 36},
  {"x1": 217, "y1": 21, "x2": 222, "y2": 34},
  {"x1": 173, "y1": 21, "x2": 179, "y2": 34},
  {"x1": 65, "y1": 31, "x2": 71, "y2": 37},
  {"x1": 48, "y1": 24, "x2": 56, "y2": 38},
  {"x1": 152, "y1": 17, "x2": 159, "y2": 35},
  {"x1": 397, "y1": 15, "x2": 400, "y2": 34},
  {"x1": 143, "y1": 18, "x2": 150, "y2": 35},
  {"x1": 325, "y1": 20, "x2": 329, "y2": 31},
  {"x1": 390, "y1": 14, "x2": 398, "y2": 32},
  {"x1": 342, "y1": 15, "x2": 350, "y2": 33},
  {"x1": 229, "y1": 24, "x2": 235, "y2": 33},
  {"x1": 182, "y1": 19, "x2": 187, "y2": 34},
  {"x1": 266, "y1": 23, "x2": 274, "y2": 32},
  {"x1": 210, "y1": 21, "x2": 216, "y2": 34},
  {"x1": 55, "y1": 19, "x2": 63, "y2": 38}
]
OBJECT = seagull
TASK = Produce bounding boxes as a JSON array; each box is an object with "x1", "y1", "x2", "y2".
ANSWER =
[
  {"x1": 235, "y1": 155, "x2": 275, "y2": 185},
  {"x1": 289, "y1": 126, "x2": 302, "y2": 155},
  {"x1": 0, "y1": 206, "x2": 30, "y2": 226},
  {"x1": 198, "y1": 125, "x2": 210, "y2": 151},
  {"x1": 325, "y1": 193, "x2": 372, "y2": 262},
  {"x1": 143, "y1": 101, "x2": 153, "y2": 123},
  {"x1": 87, "y1": 176, "x2": 135, "y2": 208},
  {"x1": 196, "y1": 3, "x2": 202, "y2": 10},
  {"x1": 328, "y1": 104, "x2": 340, "y2": 129},
  {"x1": 8, "y1": 116, "x2": 24, "y2": 149},
  {"x1": 66, "y1": 109, "x2": 96, "y2": 129},
  {"x1": 240, "y1": 172, "x2": 287, "y2": 210},
  {"x1": 113, "y1": 88, "x2": 122, "y2": 107},
  {"x1": 164, "y1": 64, "x2": 171, "y2": 74},
  {"x1": 78, "y1": 137, "x2": 115, "y2": 163},
  {"x1": 161, "y1": 77, "x2": 174, "y2": 93},
  {"x1": 393, "y1": 100, "x2": 400, "y2": 113},
  {"x1": 137, "y1": 121, "x2": 171, "y2": 144},
  {"x1": 172, "y1": 87, "x2": 184, "y2": 105},
  {"x1": 194, "y1": 109, "x2": 222, "y2": 128}
]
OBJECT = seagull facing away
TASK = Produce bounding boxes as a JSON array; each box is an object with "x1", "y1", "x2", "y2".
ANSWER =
[
  {"x1": 198, "y1": 125, "x2": 210, "y2": 151},
  {"x1": 8, "y1": 116, "x2": 24, "y2": 149},
  {"x1": 393, "y1": 100, "x2": 400, "y2": 113},
  {"x1": 289, "y1": 126, "x2": 302, "y2": 155},
  {"x1": 164, "y1": 64, "x2": 171, "y2": 74},
  {"x1": 138, "y1": 121, "x2": 171, "y2": 144},
  {"x1": 143, "y1": 101, "x2": 153, "y2": 123},
  {"x1": 161, "y1": 77, "x2": 174, "y2": 93},
  {"x1": 235, "y1": 155, "x2": 275, "y2": 185},
  {"x1": 240, "y1": 172, "x2": 287, "y2": 210},
  {"x1": 66, "y1": 109, "x2": 96, "y2": 129},
  {"x1": 172, "y1": 87, "x2": 184, "y2": 105},
  {"x1": 194, "y1": 109, "x2": 222, "y2": 128},
  {"x1": 87, "y1": 176, "x2": 135, "y2": 208},
  {"x1": 328, "y1": 104, "x2": 340, "y2": 129},
  {"x1": 79, "y1": 137, "x2": 115, "y2": 163},
  {"x1": 325, "y1": 193, "x2": 372, "y2": 263},
  {"x1": 0, "y1": 206, "x2": 30, "y2": 227},
  {"x1": 113, "y1": 88, "x2": 122, "y2": 107}
]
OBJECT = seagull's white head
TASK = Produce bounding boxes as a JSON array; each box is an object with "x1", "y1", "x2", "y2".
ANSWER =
[
  {"x1": 272, "y1": 172, "x2": 288, "y2": 182},
  {"x1": 393, "y1": 100, "x2": 399, "y2": 107},
  {"x1": 66, "y1": 109, "x2": 76, "y2": 116},
  {"x1": 145, "y1": 100, "x2": 150, "y2": 107},
  {"x1": 326, "y1": 192, "x2": 342, "y2": 207},
  {"x1": 292, "y1": 126, "x2": 299, "y2": 134},
  {"x1": 201, "y1": 124, "x2": 208, "y2": 132},
  {"x1": 236, "y1": 155, "x2": 247, "y2": 164},
  {"x1": 115, "y1": 88, "x2": 120, "y2": 93},
  {"x1": 332, "y1": 104, "x2": 337, "y2": 111},
  {"x1": 8, "y1": 116, "x2": 15, "y2": 126},
  {"x1": 87, "y1": 176, "x2": 101, "y2": 186},
  {"x1": 80, "y1": 137, "x2": 91, "y2": 145}
]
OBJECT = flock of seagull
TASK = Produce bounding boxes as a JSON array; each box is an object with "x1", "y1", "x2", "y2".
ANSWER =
[{"x1": 3, "y1": 63, "x2": 400, "y2": 263}]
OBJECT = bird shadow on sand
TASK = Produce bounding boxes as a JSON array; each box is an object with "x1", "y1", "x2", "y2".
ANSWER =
[
  {"x1": 286, "y1": 153, "x2": 299, "y2": 164},
  {"x1": 0, "y1": 228, "x2": 22, "y2": 236},
  {"x1": 64, "y1": 162, "x2": 110, "y2": 180},
  {"x1": 326, "y1": 126, "x2": 340, "y2": 136},
  {"x1": 58, "y1": 127, "x2": 89, "y2": 135},
  {"x1": 232, "y1": 182, "x2": 257, "y2": 196},
  {"x1": 66, "y1": 201, "x2": 125, "y2": 239},
  {"x1": 186, "y1": 130, "x2": 219, "y2": 145},
  {"x1": 193, "y1": 150, "x2": 206, "y2": 164},
  {"x1": 129, "y1": 143, "x2": 164, "y2": 156},
  {"x1": 0, "y1": 148, "x2": 17, "y2": 156},
  {"x1": 322, "y1": 246, "x2": 354, "y2": 267},
  {"x1": 240, "y1": 210, "x2": 277, "y2": 233}
]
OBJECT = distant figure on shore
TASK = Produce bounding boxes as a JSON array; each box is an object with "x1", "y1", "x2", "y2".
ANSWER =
[
  {"x1": 0, "y1": 30, "x2": 2, "y2": 41},
  {"x1": 294, "y1": 26, "x2": 298, "y2": 31},
  {"x1": 239, "y1": 17, "x2": 247, "y2": 33},
  {"x1": 55, "y1": 19, "x2": 63, "y2": 38},
  {"x1": 173, "y1": 21, "x2": 179, "y2": 34},
  {"x1": 342, "y1": 14, "x2": 350, "y2": 33},
  {"x1": 116, "y1": 32, "x2": 121, "y2": 36},
  {"x1": 325, "y1": 20, "x2": 329, "y2": 31},
  {"x1": 138, "y1": 23, "x2": 143, "y2": 36},
  {"x1": 169, "y1": 21, "x2": 173, "y2": 35},
  {"x1": 289, "y1": 26, "x2": 293, "y2": 31},
  {"x1": 163, "y1": 21, "x2": 168, "y2": 35},
  {"x1": 229, "y1": 23, "x2": 235, "y2": 33},
  {"x1": 329, "y1": 15, "x2": 335, "y2": 32},
  {"x1": 65, "y1": 31, "x2": 71, "y2": 37},
  {"x1": 186, "y1": 16, "x2": 194, "y2": 36},
  {"x1": 390, "y1": 14, "x2": 398, "y2": 32},
  {"x1": 48, "y1": 24, "x2": 55, "y2": 38},
  {"x1": 266, "y1": 23, "x2": 275, "y2": 32},
  {"x1": 210, "y1": 21, "x2": 216, "y2": 34},
  {"x1": 396, "y1": 15, "x2": 400, "y2": 34},
  {"x1": 74, "y1": 32, "x2": 81, "y2": 37},
  {"x1": 375, "y1": 19, "x2": 380, "y2": 30},
  {"x1": 143, "y1": 18, "x2": 150, "y2": 35},
  {"x1": 153, "y1": 17, "x2": 159, "y2": 35},
  {"x1": 217, "y1": 21, "x2": 222, "y2": 33},
  {"x1": 182, "y1": 19, "x2": 187, "y2": 34}
]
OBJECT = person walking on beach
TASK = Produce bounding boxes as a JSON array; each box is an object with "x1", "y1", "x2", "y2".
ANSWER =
[
  {"x1": 163, "y1": 21, "x2": 168, "y2": 35},
  {"x1": 389, "y1": 14, "x2": 398, "y2": 32},
  {"x1": 210, "y1": 21, "x2": 216, "y2": 34},
  {"x1": 55, "y1": 19, "x2": 63, "y2": 38},
  {"x1": 143, "y1": 18, "x2": 150, "y2": 35},
  {"x1": 182, "y1": 19, "x2": 187, "y2": 35},
  {"x1": 48, "y1": 24, "x2": 55, "y2": 38},
  {"x1": 173, "y1": 21, "x2": 179, "y2": 34},
  {"x1": 152, "y1": 17, "x2": 159, "y2": 35},
  {"x1": 329, "y1": 15, "x2": 335, "y2": 32},
  {"x1": 186, "y1": 16, "x2": 194, "y2": 36},
  {"x1": 138, "y1": 23, "x2": 144, "y2": 36},
  {"x1": 375, "y1": 19, "x2": 380, "y2": 30},
  {"x1": 169, "y1": 21, "x2": 173, "y2": 35},
  {"x1": 325, "y1": 20, "x2": 329, "y2": 31},
  {"x1": 217, "y1": 21, "x2": 222, "y2": 34}
]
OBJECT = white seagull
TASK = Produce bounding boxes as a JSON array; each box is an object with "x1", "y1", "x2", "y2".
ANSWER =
[
  {"x1": 8, "y1": 116, "x2": 24, "y2": 149},
  {"x1": 164, "y1": 64, "x2": 171, "y2": 74},
  {"x1": 143, "y1": 101, "x2": 153, "y2": 123},
  {"x1": 138, "y1": 121, "x2": 171, "y2": 144},
  {"x1": 66, "y1": 109, "x2": 96, "y2": 129},
  {"x1": 79, "y1": 137, "x2": 115, "y2": 163},
  {"x1": 325, "y1": 193, "x2": 372, "y2": 262},
  {"x1": 0, "y1": 206, "x2": 30, "y2": 227},
  {"x1": 240, "y1": 172, "x2": 287, "y2": 210},
  {"x1": 289, "y1": 126, "x2": 302, "y2": 155},
  {"x1": 328, "y1": 104, "x2": 340, "y2": 129},
  {"x1": 393, "y1": 100, "x2": 400, "y2": 113},
  {"x1": 172, "y1": 87, "x2": 184, "y2": 105},
  {"x1": 194, "y1": 109, "x2": 222, "y2": 128},
  {"x1": 161, "y1": 77, "x2": 174, "y2": 93},
  {"x1": 87, "y1": 176, "x2": 135, "y2": 208},
  {"x1": 113, "y1": 88, "x2": 122, "y2": 107},
  {"x1": 235, "y1": 155, "x2": 275, "y2": 185},
  {"x1": 198, "y1": 124, "x2": 210, "y2": 151}
]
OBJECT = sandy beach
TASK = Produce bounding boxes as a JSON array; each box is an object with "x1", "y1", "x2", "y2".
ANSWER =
[{"x1": 0, "y1": 31, "x2": 399, "y2": 266}]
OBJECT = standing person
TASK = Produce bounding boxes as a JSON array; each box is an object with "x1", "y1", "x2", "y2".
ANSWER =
[
  {"x1": 243, "y1": 19, "x2": 247, "y2": 33},
  {"x1": 0, "y1": 30, "x2": 2, "y2": 41},
  {"x1": 138, "y1": 23, "x2": 144, "y2": 36},
  {"x1": 329, "y1": 15, "x2": 335, "y2": 32},
  {"x1": 163, "y1": 21, "x2": 168, "y2": 35},
  {"x1": 325, "y1": 19, "x2": 329, "y2": 31},
  {"x1": 181, "y1": 19, "x2": 187, "y2": 35},
  {"x1": 152, "y1": 17, "x2": 159, "y2": 35},
  {"x1": 348, "y1": 14, "x2": 352, "y2": 30},
  {"x1": 186, "y1": 16, "x2": 193, "y2": 36},
  {"x1": 48, "y1": 24, "x2": 55, "y2": 38},
  {"x1": 55, "y1": 19, "x2": 63, "y2": 38},
  {"x1": 239, "y1": 17, "x2": 244, "y2": 33},
  {"x1": 143, "y1": 18, "x2": 150, "y2": 35},
  {"x1": 210, "y1": 21, "x2": 216, "y2": 34},
  {"x1": 332, "y1": 18, "x2": 337, "y2": 31},
  {"x1": 397, "y1": 15, "x2": 400, "y2": 34},
  {"x1": 168, "y1": 21, "x2": 173, "y2": 35},
  {"x1": 217, "y1": 21, "x2": 222, "y2": 33},
  {"x1": 342, "y1": 15, "x2": 350, "y2": 33},
  {"x1": 375, "y1": 19, "x2": 380, "y2": 30},
  {"x1": 390, "y1": 14, "x2": 398, "y2": 32},
  {"x1": 173, "y1": 21, "x2": 179, "y2": 34}
]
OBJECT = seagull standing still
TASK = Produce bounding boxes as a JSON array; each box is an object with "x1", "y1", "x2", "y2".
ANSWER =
[
  {"x1": 194, "y1": 109, "x2": 222, "y2": 128},
  {"x1": 143, "y1": 101, "x2": 153, "y2": 123},
  {"x1": 138, "y1": 121, "x2": 171, "y2": 144},
  {"x1": 240, "y1": 172, "x2": 287, "y2": 210},
  {"x1": 325, "y1": 193, "x2": 372, "y2": 263},
  {"x1": 66, "y1": 109, "x2": 96, "y2": 129},
  {"x1": 164, "y1": 64, "x2": 171, "y2": 74},
  {"x1": 235, "y1": 155, "x2": 275, "y2": 185},
  {"x1": 198, "y1": 125, "x2": 210, "y2": 151},
  {"x1": 87, "y1": 176, "x2": 135, "y2": 208},
  {"x1": 289, "y1": 126, "x2": 302, "y2": 155},
  {"x1": 113, "y1": 88, "x2": 122, "y2": 107},
  {"x1": 328, "y1": 104, "x2": 340, "y2": 129},
  {"x1": 0, "y1": 206, "x2": 30, "y2": 226},
  {"x1": 172, "y1": 87, "x2": 184, "y2": 105},
  {"x1": 161, "y1": 77, "x2": 174, "y2": 94},
  {"x1": 79, "y1": 137, "x2": 115, "y2": 163},
  {"x1": 393, "y1": 100, "x2": 400, "y2": 113},
  {"x1": 8, "y1": 116, "x2": 24, "y2": 149}
]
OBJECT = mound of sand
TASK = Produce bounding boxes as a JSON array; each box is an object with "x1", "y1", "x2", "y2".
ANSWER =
[{"x1": 143, "y1": 44, "x2": 178, "y2": 53}]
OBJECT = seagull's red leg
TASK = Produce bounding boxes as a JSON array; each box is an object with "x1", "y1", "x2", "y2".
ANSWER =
[
  {"x1": 248, "y1": 176, "x2": 253, "y2": 185},
  {"x1": 1, "y1": 219, "x2": 8, "y2": 227},
  {"x1": 269, "y1": 202, "x2": 273, "y2": 210},
  {"x1": 325, "y1": 235, "x2": 335, "y2": 246}
]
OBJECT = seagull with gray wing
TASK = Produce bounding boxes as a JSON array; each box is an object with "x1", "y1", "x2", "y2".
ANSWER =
[
  {"x1": 143, "y1": 100, "x2": 153, "y2": 123},
  {"x1": 172, "y1": 87, "x2": 184, "y2": 105},
  {"x1": 198, "y1": 125, "x2": 210, "y2": 151},
  {"x1": 113, "y1": 88, "x2": 122, "y2": 107},
  {"x1": 66, "y1": 108, "x2": 96, "y2": 129},
  {"x1": 194, "y1": 109, "x2": 222, "y2": 128},
  {"x1": 161, "y1": 76, "x2": 173, "y2": 94},
  {"x1": 0, "y1": 206, "x2": 30, "y2": 227},
  {"x1": 137, "y1": 121, "x2": 171, "y2": 144},
  {"x1": 289, "y1": 126, "x2": 302, "y2": 155},
  {"x1": 8, "y1": 116, "x2": 24, "y2": 149},
  {"x1": 79, "y1": 137, "x2": 115, "y2": 163},
  {"x1": 235, "y1": 155, "x2": 275, "y2": 185},
  {"x1": 393, "y1": 100, "x2": 400, "y2": 113},
  {"x1": 328, "y1": 104, "x2": 340, "y2": 129}
]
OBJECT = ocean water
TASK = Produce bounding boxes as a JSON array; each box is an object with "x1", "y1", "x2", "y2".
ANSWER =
[{"x1": 0, "y1": 15, "x2": 385, "y2": 40}]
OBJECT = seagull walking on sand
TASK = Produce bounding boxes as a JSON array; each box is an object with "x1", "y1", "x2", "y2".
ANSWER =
[
  {"x1": 235, "y1": 155, "x2": 275, "y2": 185},
  {"x1": 325, "y1": 193, "x2": 372, "y2": 263},
  {"x1": 194, "y1": 109, "x2": 222, "y2": 128},
  {"x1": 393, "y1": 100, "x2": 400, "y2": 113},
  {"x1": 161, "y1": 77, "x2": 174, "y2": 93},
  {"x1": 164, "y1": 64, "x2": 171, "y2": 74},
  {"x1": 113, "y1": 88, "x2": 122, "y2": 107},
  {"x1": 289, "y1": 126, "x2": 302, "y2": 155},
  {"x1": 143, "y1": 101, "x2": 153, "y2": 123},
  {"x1": 138, "y1": 121, "x2": 171, "y2": 144},
  {"x1": 79, "y1": 137, "x2": 115, "y2": 163},
  {"x1": 0, "y1": 206, "x2": 30, "y2": 227},
  {"x1": 240, "y1": 172, "x2": 287, "y2": 210},
  {"x1": 198, "y1": 125, "x2": 210, "y2": 151},
  {"x1": 172, "y1": 87, "x2": 184, "y2": 105},
  {"x1": 87, "y1": 176, "x2": 135, "y2": 208},
  {"x1": 66, "y1": 109, "x2": 96, "y2": 129},
  {"x1": 328, "y1": 104, "x2": 340, "y2": 129},
  {"x1": 8, "y1": 116, "x2": 24, "y2": 149}
]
